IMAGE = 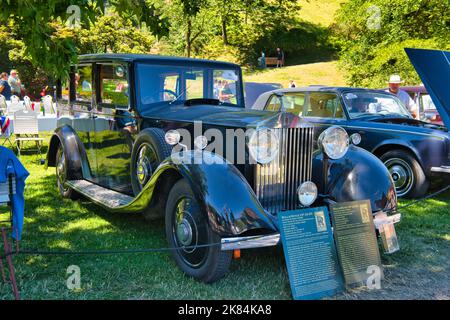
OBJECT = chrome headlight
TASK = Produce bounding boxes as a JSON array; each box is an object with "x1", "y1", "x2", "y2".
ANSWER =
[
  {"x1": 248, "y1": 128, "x2": 279, "y2": 164},
  {"x1": 297, "y1": 181, "x2": 318, "y2": 207},
  {"x1": 318, "y1": 126, "x2": 349, "y2": 160}
]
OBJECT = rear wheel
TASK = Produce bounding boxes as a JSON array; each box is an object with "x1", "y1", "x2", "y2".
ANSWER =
[
  {"x1": 165, "y1": 179, "x2": 232, "y2": 283},
  {"x1": 381, "y1": 150, "x2": 429, "y2": 198},
  {"x1": 55, "y1": 146, "x2": 78, "y2": 200},
  {"x1": 131, "y1": 128, "x2": 172, "y2": 195}
]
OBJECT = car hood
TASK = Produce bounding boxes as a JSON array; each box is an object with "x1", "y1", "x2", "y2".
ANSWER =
[
  {"x1": 140, "y1": 103, "x2": 311, "y2": 129},
  {"x1": 405, "y1": 48, "x2": 450, "y2": 128}
]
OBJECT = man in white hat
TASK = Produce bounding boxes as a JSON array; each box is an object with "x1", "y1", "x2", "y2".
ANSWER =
[{"x1": 386, "y1": 74, "x2": 418, "y2": 118}]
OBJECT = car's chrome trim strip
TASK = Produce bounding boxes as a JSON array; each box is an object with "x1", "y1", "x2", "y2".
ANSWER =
[
  {"x1": 221, "y1": 233, "x2": 280, "y2": 251},
  {"x1": 309, "y1": 121, "x2": 447, "y2": 141},
  {"x1": 430, "y1": 166, "x2": 450, "y2": 174}
]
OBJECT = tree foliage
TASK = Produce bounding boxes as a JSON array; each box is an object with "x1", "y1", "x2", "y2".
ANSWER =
[{"x1": 334, "y1": 0, "x2": 450, "y2": 87}]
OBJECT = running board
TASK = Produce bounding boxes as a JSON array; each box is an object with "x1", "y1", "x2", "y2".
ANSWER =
[{"x1": 66, "y1": 180, "x2": 134, "y2": 209}]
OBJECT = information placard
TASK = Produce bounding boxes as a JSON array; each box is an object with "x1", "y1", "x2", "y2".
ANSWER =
[
  {"x1": 279, "y1": 207, "x2": 344, "y2": 300},
  {"x1": 330, "y1": 200, "x2": 382, "y2": 286}
]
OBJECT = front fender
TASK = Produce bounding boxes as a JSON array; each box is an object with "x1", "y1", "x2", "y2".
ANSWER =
[
  {"x1": 166, "y1": 151, "x2": 277, "y2": 236},
  {"x1": 124, "y1": 151, "x2": 277, "y2": 237},
  {"x1": 312, "y1": 146, "x2": 397, "y2": 213},
  {"x1": 372, "y1": 139, "x2": 423, "y2": 164},
  {"x1": 46, "y1": 125, "x2": 89, "y2": 180}
]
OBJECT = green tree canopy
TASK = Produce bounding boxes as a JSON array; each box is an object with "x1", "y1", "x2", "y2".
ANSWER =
[{"x1": 334, "y1": 0, "x2": 450, "y2": 87}]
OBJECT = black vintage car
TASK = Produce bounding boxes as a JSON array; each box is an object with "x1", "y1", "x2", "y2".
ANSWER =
[
  {"x1": 252, "y1": 87, "x2": 450, "y2": 198},
  {"x1": 47, "y1": 54, "x2": 398, "y2": 283}
]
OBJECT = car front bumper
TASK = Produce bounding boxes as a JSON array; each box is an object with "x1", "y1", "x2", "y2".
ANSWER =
[
  {"x1": 430, "y1": 166, "x2": 450, "y2": 174},
  {"x1": 221, "y1": 211, "x2": 401, "y2": 251}
]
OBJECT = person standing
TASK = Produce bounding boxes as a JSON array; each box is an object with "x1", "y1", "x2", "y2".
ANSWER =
[
  {"x1": 289, "y1": 80, "x2": 296, "y2": 88},
  {"x1": 8, "y1": 70, "x2": 22, "y2": 98},
  {"x1": 385, "y1": 74, "x2": 418, "y2": 118},
  {"x1": 0, "y1": 72, "x2": 12, "y2": 100},
  {"x1": 276, "y1": 48, "x2": 284, "y2": 68}
]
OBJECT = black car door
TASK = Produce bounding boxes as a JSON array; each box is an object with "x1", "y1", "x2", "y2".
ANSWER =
[
  {"x1": 93, "y1": 62, "x2": 136, "y2": 195},
  {"x1": 60, "y1": 64, "x2": 98, "y2": 182}
]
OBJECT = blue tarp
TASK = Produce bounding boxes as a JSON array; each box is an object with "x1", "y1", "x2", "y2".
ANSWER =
[
  {"x1": 405, "y1": 48, "x2": 450, "y2": 128},
  {"x1": 0, "y1": 146, "x2": 29, "y2": 240}
]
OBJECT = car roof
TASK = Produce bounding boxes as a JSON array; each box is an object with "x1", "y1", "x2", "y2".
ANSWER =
[
  {"x1": 78, "y1": 54, "x2": 240, "y2": 69},
  {"x1": 251, "y1": 86, "x2": 396, "y2": 109},
  {"x1": 269, "y1": 86, "x2": 391, "y2": 94}
]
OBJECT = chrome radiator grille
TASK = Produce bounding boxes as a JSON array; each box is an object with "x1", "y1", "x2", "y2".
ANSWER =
[{"x1": 254, "y1": 127, "x2": 315, "y2": 214}]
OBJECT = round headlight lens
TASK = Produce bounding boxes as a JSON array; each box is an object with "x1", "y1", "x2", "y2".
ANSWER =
[
  {"x1": 297, "y1": 181, "x2": 318, "y2": 207},
  {"x1": 248, "y1": 128, "x2": 279, "y2": 164},
  {"x1": 318, "y1": 126, "x2": 349, "y2": 160}
]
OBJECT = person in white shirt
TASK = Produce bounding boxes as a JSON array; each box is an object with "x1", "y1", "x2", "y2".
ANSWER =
[{"x1": 386, "y1": 74, "x2": 418, "y2": 119}]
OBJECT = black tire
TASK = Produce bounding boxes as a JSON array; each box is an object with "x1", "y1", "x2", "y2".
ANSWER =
[
  {"x1": 165, "y1": 179, "x2": 232, "y2": 283},
  {"x1": 380, "y1": 150, "x2": 429, "y2": 198},
  {"x1": 131, "y1": 128, "x2": 172, "y2": 196},
  {"x1": 55, "y1": 145, "x2": 79, "y2": 200}
]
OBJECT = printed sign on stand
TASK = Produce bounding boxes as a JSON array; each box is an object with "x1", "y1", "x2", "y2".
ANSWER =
[{"x1": 279, "y1": 207, "x2": 344, "y2": 300}]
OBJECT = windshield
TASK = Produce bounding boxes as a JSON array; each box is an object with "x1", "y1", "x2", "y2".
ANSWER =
[
  {"x1": 342, "y1": 91, "x2": 412, "y2": 119},
  {"x1": 136, "y1": 63, "x2": 243, "y2": 109}
]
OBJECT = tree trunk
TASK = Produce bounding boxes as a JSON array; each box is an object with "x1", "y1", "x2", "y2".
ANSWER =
[
  {"x1": 221, "y1": 18, "x2": 228, "y2": 45},
  {"x1": 186, "y1": 17, "x2": 192, "y2": 57}
]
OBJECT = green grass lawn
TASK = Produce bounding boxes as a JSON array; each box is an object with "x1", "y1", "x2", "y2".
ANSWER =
[
  {"x1": 0, "y1": 138, "x2": 448, "y2": 300},
  {"x1": 243, "y1": 61, "x2": 347, "y2": 88}
]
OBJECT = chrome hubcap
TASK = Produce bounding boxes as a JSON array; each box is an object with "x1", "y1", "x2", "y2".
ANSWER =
[
  {"x1": 173, "y1": 197, "x2": 208, "y2": 268},
  {"x1": 135, "y1": 143, "x2": 154, "y2": 188},
  {"x1": 176, "y1": 218, "x2": 193, "y2": 246},
  {"x1": 56, "y1": 151, "x2": 68, "y2": 192},
  {"x1": 385, "y1": 158, "x2": 414, "y2": 197}
]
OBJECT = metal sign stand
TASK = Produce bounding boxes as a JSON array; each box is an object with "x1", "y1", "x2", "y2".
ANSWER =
[{"x1": 0, "y1": 173, "x2": 20, "y2": 300}]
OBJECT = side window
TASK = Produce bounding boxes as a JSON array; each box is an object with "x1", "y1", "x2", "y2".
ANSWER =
[
  {"x1": 283, "y1": 93, "x2": 306, "y2": 116},
  {"x1": 99, "y1": 64, "x2": 129, "y2": 107},
  {"x1": 74, "y1": 65, "x2": 93, "y2": 103},
  {"x1": 307, "y1": 92, "x2": 345, "y2": 118},
  {"x1": 214, "y1": 70, "x2": 238, "y2": 104},
  {"x1": 265, "y1": 95, "x2": 281, "y2": 111}
]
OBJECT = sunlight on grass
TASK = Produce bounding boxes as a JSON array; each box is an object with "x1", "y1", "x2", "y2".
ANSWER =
[{"x1": 244, "y1": 61, "x2": 347, "y2": 88}]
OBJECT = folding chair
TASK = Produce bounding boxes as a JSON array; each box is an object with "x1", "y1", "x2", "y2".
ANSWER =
[
  {"x1": 0, "y1": 116, "x2": 13, "y2": 148},
  {"x1": 23, "y1": 96, "x2": 32, "y2": 111},
  {"x1": 7, "y1": 95, "x2": 24, "y2": 114},
  {"x1": 43, "y1": 95, "x2": 56, "y2": 114},
  {"x1": 13, "y1": 110, "x2": 44, "y2": 162},
  {"x1": 0, "y1": 173, "x2": 20, "y2": 300},
  {"x1": 0, "y1": 94, "x2": 6, "y2": 115}
]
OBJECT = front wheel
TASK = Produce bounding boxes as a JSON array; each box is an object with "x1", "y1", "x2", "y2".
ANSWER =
[
  {"x1": 381, "y1": 150, "x2": 429, "y2": 198},
  {"x1": 55, "y1": 145, "x2": 78, "y2": 200},
  {"x1": 165, "y1": 179, "x2": 232, "y2": 283}
]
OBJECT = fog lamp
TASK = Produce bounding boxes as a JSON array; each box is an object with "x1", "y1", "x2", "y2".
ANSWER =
[
  {"x1": 297, "y1": 181, "x2": 318, "y2": 207},
  {"x1": 165, "y1": 130, "x2": 181, "y2": 146}
]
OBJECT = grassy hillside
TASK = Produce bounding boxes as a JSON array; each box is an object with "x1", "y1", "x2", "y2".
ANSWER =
[
  {"x1": 298, "y1": 0, "x2": 347, "y2": 26},
  {"x1": 244, "y1": 61, "x2": 347, "y2": 87}
]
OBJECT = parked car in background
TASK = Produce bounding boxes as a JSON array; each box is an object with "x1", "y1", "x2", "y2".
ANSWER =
[
  {"x1": 46, "y1": 54, "x2": 399, "y2": 282},
  {"x1": 400, "y1": 86, "x2": 444, "y2": 126},
  {"x1": 244, "y1": 82, "x2": 282, "y2": 108},
  {"x1": 253, "y1": 86, "x2": 450, "y2": 198}
]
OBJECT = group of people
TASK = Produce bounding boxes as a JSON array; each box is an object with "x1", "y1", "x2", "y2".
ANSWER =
[
  {"x1": 0, "y1": 70, "x2": 23, "y2": 100},
  {"x1": 214, "y1": 79, "x2": 235, "y2": 103},
  {"x1": 258, "y1": 47, "x2": 285, "y2": 68}
]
